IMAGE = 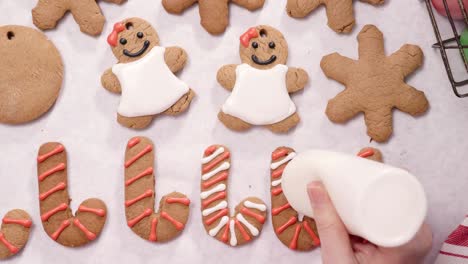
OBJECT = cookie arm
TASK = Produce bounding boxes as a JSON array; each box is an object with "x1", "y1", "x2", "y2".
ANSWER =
[
  {"x1": 232, "y1": 0, "x2": 265, "y2": 10},
  {"x1": 162, "y1": 0, "x2": 197, "y2": 13},
  {"x1": 286, "y1": 68, "x2": 309, "y2": 93},
  {"x1": 32, "y1": 0, "x2": 67, "y2": 30},
  {"x1": 394, "y1": 84, "x2": 429, "y2": 116},
  {"x1": 101, "y1": 68, "x2": 121, "y2": 94},
  {"x1": 164, "y1": 47, "x2": 188, "y2": 73},
  {"x1": 358, "y1": 25, "x2": 385, "y2": 59},
  {"x1": 217, "y1": 64, "x2": 237, "y2": 91},
  {"x1": 286, "y1": 0, "x2": 321, "y2": 18},
  {"x1": 325, "y1": 89, "x2": 361, "y2": 123},
  {"x1": 325, "y1": 0, "x2": 355, "y2": 33},
  {"x1": 320, "y1": 53, "x2": 356, "y2": 85},
  {"x1": 388, "y1": 44, "x2": 424, "y2": 77}
]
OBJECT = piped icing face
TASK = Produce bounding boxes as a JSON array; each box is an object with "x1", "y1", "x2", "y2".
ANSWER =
[
  {"x1": 107, "y1": 18, "x2": 160, "y2": 63},
  {"x1": 239, "y1": 25, "x2": 288, "y2": 70}
]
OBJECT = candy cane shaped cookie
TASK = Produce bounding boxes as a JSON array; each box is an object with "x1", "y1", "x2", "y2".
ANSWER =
[
  {"x1": 0, "y1": 210, "x2": 32, "y2": 259},
  {"x1": 270, "y1": 147, "x2": 320, "y2": 251},
  {"x1": 201, "y1": 145, "x2": 267, "y2": 247},
  {"x1": 37, "y1": 143, "x2": 107, "y2": 247},
  {"x1": 124, "y1": 137, "x2": 190, "y2": 242}
]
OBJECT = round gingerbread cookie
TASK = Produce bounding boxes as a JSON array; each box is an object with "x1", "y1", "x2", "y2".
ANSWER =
[{"x1": 0, "y1": 26, "x2": 63, "y2": 124}]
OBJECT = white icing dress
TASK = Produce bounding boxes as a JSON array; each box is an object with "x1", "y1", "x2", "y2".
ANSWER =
[
  {"x1": 222, "y1": 63, "x2": 296, "y2": 125},
  {"x1": 112, "y1": 46, "x2": 189, "y2": 118}
]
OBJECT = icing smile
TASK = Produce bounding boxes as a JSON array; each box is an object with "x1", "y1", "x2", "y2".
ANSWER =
[
  {"x1": 123, "y1": 40, "x2": 150, "y2": 57},
  {"x1": 251, "y1": 55, "x2": 277, "y2": 65}
]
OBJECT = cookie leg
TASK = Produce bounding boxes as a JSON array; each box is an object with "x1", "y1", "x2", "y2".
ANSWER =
[
  {"x1": 32, "y1": 0, "x2": 68, "y2": 30},
  {"x1": 162, "y1": 0, "x2": 197, "y2": 13},
  {"x1": 232, "y1": 0, "x2": 265, "y2": 10},
  {"x1": 266, "y1": 113, "x2": 300, "y2": 133},
  {"x1": 325, "y1": 0, "x2": 355, "y2": 33},
  {"x1": 69, "y1": 0, "x2": 105, "y2": 35},
  {"x1": 364, "y1": 108, "x2": 393, "y2": 142},
  {"x1": 0, "y1": 210, "x2": 32, "y2": 260},
  {"x1": 286, "y1": 0, "x2": 322, "y2": 17},
  {"x1": 218, "y1": 111, "x2": 252, "y2": 131},
  {"x1": 360, "y1": 0, "x2": 385, "y2": 5},
  {"x1": 198, "y1": 0, "x2": 229, "y2": 34},
  {"x1": 164, "y1": 89, "x2": 196, "y2": 116},
  {"x1": 117, "y1": 114, "x2": 153, "y2": 129}
]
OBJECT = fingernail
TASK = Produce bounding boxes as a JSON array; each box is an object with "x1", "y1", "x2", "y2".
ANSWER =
[{"x1": 307, "y1": 181, "x2": 326, "y2": 208}]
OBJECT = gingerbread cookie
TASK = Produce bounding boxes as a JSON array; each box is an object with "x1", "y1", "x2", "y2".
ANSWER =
[
  {"x1": 32, "y1": 0, "x2": 125, "y2": 35},
  {"x1": 270, "y1": 147, "x2": 320, "y2": 251},
  {"x1": 201, "y1": 145, "x2": 267, "y2": 246},
  {"x1": 102, "y1": 18, "x2": 195, "y2": 129},
  {"x1": 37, "y1": 143, "x2": 107, "y2": 247},
  {"x1": 124, "y1": 137, "x2": 190, "y2": 242},
  {"x1": 0, "y1": 26, "x2": 63, "y2": 124},
  {"x1": 357, "y1": 147, "x2": 382, "y2": 162},
  {"x1": 321, "y1": 25, "x2": 429, "y2": 142},
  {"x1": 286, "y1": 0, "x2": 384, "y2": 33},
  {"x1": 162, "y1": 0, "x2": 265, "y2": 35},
  {"x1": 217, "y1": 25, "x2": 308, "y2": 133},
  {"x1": 0, "y1": 210, "x2": 32, "y2": 259}
]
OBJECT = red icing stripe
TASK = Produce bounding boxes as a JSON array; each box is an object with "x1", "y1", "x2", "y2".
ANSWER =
[
  {"x1": 0, "y1": 233, "x2": 19, "y2": 254},
  {"x1": 51, "y1": 219, "x2": 70, "y2": 240},
  {"x1": 289, "y1": 224, "x2": 302, "y2": 249},
  {"x1": 149, "y1": 217, "x2": 158, "y2": 241},
  {"x1": 128, "y1": 209, "x2": 152, "y2": 227},
  {"x1": 125, "y1": 145, "x2": 152, "y2": 168},
  {"x1": 2, "y1": 218, "x2": 32, "y2": 228},
  {"x1": 78, "y1": 205, "x2": 106, "y2": 217},
  {"x1": 303, "y1": 221, "x2": 320, "y2": 245},
  {"x1": 272, "y1": 203, "x2": 291, "y2": 215},
  {"x1": 40, "y1": 182, "x2": 66, "y2": 201},
  {"x1": 241, "y1": 208, "x2": 265, "y2": 224},
  {"x1": 166, "y1": 197, "x2": 191, "y2": 206},
  {"x1": 358, "y1": 149, "x2": 374, "y2": 158},
  {"x1": 41, "y1": 203, "x2": 68, "y2": 221},
  {"x1": 235, "y1": 219, "x2": 251, "y2": 241},
  {"x1": 161, "y1": 211, "x2": 184, "y2": 230},
  {"x1": 37, "y1": 145, "x2": 65, "y2": 163},
  {"x1": 272, "y1": 149, "x2": 288, "y2": 161},
  {"x1": 271, "y1": 167, "x2": 285, "y2": 178},
  {"x1": 125, "y1": 189, "x2": 153, "y2": 207},
  {"x1": 271, "y1": 187, "x2": 283, "y2": 196},
  {"x1": 125, "y1": 167, "x2": 153, "y2": 186},
  {"x1": 221, "y1": 221, "x2": 230, "y2": 243},
  {"x1": 202, "y1": 191, "x2": 226, "y2": 208},
  {"x1": 202, "y1": 171, "x2": 228, "y2": 189},
  {"x1": 277, "y1": 217, "x2": 297, "y2": 234},
  {"x1": 38, "y1": 163, "x2": 66, "y2": 181},
  {"x1": 127, "y1": 137, "x2": 141, "y2": 148},
  {"x1": 205, "y1": 208, "x2": 228, "y2": 226},
  {"x1": 73, "y1": 219, "x2": 96, "y2": 241},
  {"x1": 202, "y1": 152, "x2": 230, "y2": 173},
  {"x1": 204, "y1": 145, "x2": 218, "y2": 156}
]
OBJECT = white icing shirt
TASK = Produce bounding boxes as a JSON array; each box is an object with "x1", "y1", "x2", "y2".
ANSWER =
[
  {"x1": 112, "y1": 46, "x2": 189, "y2": 118},
  {"x1": 222, "y1": 63, "x2": 296, "y2": 125}
]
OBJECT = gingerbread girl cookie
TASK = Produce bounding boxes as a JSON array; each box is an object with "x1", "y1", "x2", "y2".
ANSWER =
[
  {"x1": 162, "y1": 0, "x2": 265, "y2": 35},
  {"x1": 286, "y1": 0, "x2": 384, "y2": 33},
  {"x1": 0, "y1": 210, "x2": 32, "y2": 259},
  {"x1": 124, "y1": 137, "x2": 190, "y2": 242},
  {"x1": 37, "y1": 143, "x2": 107, "y2": 247},
  {"x1": 32, "y1": 0, "x2": 125, "y2": 35},
  {"x1": 201, "y1": 145, "x2": 267, "y2": 246},
  {"x1": 217, "y1": 25, "x2": 308, "y2": 133},
  {"x1": 321, "y1": 25, "x2": 429, "y2": 142},
  {"x1": 102, "y1": 18, "x2": 195, "y2": 129}
]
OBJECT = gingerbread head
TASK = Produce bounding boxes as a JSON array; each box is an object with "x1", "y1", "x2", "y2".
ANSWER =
[
  {"x1": 239, "y1": 25, "x2": 288, "y2": 70},
  {"x1": 107, "y1": 18, "x2": 160, "y2": 63}
]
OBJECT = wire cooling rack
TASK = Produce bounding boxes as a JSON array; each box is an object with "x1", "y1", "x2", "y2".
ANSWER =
[{"x1": 424, "y1": 0, "x2": 468, "y2": 97}]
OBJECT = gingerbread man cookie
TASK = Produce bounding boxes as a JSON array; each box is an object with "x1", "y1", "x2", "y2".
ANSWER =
[
  {"x1": 286, "y1": 0, "x2": 384, "y2": 33},
  {"x1": 0, "y1": 210, "x2": 32, "y2": 259},
  {"x1": 124, "y1": 137, "x2": 190, "y2": 242},
  {"x1": 321, "y1": 25, "x2": 429, "y2": 142},
  {"x1": 32, "y1": 0, "x2": 125, "y2": 35},
  {"x1": 217, "y1": 26, "x2": 308, "y2": 133},
  {"x1": 37, "y1": 143, "x2": 107, "y2": 247},
  {"x1": 102, "y1": 18, "x2": 195, "y2": 129},
  {"x1": 0, "y1": 26, "x2": 63, "y2": 124},
  {"x1": 201, "y1": 145, "x2": 267, "y2": 246},
  {"x1": 162, "y1": 0, "x2": 265, "y2": 35}
]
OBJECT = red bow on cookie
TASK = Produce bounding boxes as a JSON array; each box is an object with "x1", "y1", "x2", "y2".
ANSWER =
[
  {"x1": 107, "y1": 23, "x2": 125, "y2": 47},
  {"x1": 240, "y1": 27, "x2": 258, "y2": 47}
]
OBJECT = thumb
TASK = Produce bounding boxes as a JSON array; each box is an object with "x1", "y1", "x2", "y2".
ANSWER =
[{"x1": 308, "y1": 181, "x2": 356, "y2": 263}]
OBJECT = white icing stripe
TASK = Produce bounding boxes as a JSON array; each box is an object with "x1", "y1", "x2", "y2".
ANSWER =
[
  {"x1": 202, "y1": 201, "x2": 228, "y2": 216},
  {"x1": 229, "y1": 219, "x2": 237, "y2": 246},
  {"x1": 202, "y1": 162, "x2": 230, "y2": 180},
  {"x1": 270, "y1": 152, "x2": 296, "y2": 170},
  {"x1": 209, "y1": 216, "x2": 229, "y2": 237},
  {"x1": 271, "y1": 179, "x2": 282, "y2": 187},
  {"x1": 243, "y1": 201, "x2": 266, "y2": 212},
  {"x1": 201, "y1": 184, "x2": 226, "y2": 199},
  {"x1": 236, "y1": 214, "x2": 259, "y2": 236},
  {"x1": 202, "y1": 147, "x2": 225, "y2": 164}
]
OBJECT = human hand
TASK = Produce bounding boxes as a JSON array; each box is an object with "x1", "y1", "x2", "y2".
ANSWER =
[{"x1": 307, "y1": 181, "x2": 432, "y2": 264}]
